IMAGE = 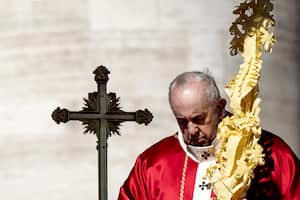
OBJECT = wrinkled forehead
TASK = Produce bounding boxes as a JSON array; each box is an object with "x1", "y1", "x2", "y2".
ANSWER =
[
  {"x1": 170, "y1": 80, "x2": 209, "y2": 100},
  {"x1": 170, "y1": 82, "x2": 211, "y2": 113}
]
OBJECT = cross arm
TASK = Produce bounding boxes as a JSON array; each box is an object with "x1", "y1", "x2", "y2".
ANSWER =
[{"x1": 52, "y1": 107, "x2": 153, "y2": 125}]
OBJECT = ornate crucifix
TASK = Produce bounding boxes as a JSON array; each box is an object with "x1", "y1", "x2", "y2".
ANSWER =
[{"x1": 51, "y1": 66, "x2": 153, "y2": 200}]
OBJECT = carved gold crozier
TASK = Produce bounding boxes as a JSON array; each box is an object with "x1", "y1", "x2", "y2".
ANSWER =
[{"x1": 206, "y1": 1, "x2": 276, "y2": 199}]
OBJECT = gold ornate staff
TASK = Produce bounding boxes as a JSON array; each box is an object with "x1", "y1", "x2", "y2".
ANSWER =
[{"x1": 206, "y1": 0, "x2": 276, "y2": 199}]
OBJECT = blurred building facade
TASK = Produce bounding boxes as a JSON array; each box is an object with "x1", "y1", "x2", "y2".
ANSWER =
[{"x1": 0, "y1": 0, "x2": 299, "y2": 199}]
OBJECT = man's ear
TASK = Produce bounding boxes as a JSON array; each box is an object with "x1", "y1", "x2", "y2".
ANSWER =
[{"x1": 217, "y1": 98, "x2": 226, "y2": 117}]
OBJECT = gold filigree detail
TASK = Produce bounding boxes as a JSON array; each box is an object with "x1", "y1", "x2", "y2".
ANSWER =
[{"x1": 229, "y1": 0, "x2": 275, "y2": 56}]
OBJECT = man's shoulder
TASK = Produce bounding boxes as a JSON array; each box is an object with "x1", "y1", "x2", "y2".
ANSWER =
[
  {"x1": 138, "y1": 133, "x2": 184, "y2": 164},
  {"x1": 260, "y1": 129, "x2": 298, "y2": 159},
  {"x1": 141, "y1": 133, "x2": 181, "y2": 156}
]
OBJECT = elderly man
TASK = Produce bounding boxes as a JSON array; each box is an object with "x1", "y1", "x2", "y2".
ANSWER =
[{"x1": 118, "y1": 72, "x2": 300, "y2": 200}]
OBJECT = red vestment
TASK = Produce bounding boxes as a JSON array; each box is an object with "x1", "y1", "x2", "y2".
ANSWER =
[{"x1": 118, "y1": 130, "x2": 300, "y2": 200}]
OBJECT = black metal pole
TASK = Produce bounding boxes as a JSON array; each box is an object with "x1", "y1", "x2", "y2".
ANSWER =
[{"x1": 98, "y1": 82, "x2": 108, "y2": 200}]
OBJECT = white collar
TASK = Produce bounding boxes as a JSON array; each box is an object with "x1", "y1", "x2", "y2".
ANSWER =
[{"x1": 177, "y1": 130, "x2": 219, "y2": 163}]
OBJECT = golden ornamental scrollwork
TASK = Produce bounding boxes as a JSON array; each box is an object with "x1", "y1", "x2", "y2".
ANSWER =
[{"x1": 206, "y1": 0, "x2": 276, "y2": 199}]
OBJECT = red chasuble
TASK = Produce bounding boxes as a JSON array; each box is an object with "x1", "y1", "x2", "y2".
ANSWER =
[{"x1": 118, "y1": 131, "x2": 300, "y2": 200}]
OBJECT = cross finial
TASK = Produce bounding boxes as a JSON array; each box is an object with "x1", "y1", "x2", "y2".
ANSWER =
[{"x1": 93, "y1": 65, "x2": 110, "y2": 83}]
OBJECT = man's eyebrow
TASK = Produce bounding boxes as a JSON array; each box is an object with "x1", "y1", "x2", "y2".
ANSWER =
[
  {"x1": 191, "y1": 112, "x2": 206, "y2": 118},
  {"x1": 175, "y1": 113, "x2": 207, "y2": 119}
]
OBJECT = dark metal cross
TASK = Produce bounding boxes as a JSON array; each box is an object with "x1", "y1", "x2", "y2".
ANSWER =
[
  {"x1": 51, "y1": 66, "x2": 153, "y2": 200},
  {"x1": 201, "y1": 151, "x2": 210, "y2": 160},
  {"x1": 199, "y1": 181, "x2": 212, "y2": 190}
]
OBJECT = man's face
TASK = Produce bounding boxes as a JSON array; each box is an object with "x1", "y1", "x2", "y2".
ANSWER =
[{"x1": 170, "y1": 82, "x2": 222, "y2": 146}]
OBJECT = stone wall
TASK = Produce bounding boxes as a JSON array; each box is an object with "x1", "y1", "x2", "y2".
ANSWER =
[{"x1": 0, "y1": 0, "x2": 298, "y2": 199}]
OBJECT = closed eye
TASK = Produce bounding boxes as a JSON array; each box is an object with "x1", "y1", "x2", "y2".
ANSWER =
[
  {"x1": 191, "y1": 115, "x2": 205, "y2": 125},
  {"x1": 176, "y1": 117, "x2": 188, "y2": 128}
]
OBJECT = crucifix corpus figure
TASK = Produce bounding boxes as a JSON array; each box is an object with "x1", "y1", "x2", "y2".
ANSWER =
[{"x1": 51, "y1": 65, "x2": 153, "y2": 200}]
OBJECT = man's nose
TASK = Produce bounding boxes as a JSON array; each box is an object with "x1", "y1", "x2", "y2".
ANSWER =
[{"x1": 187, "y1": 121, "x2": 198, "y2": 135}]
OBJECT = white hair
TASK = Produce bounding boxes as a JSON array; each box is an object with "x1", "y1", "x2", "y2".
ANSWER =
[{"x1": 168, "y1": 71, "x2": 221, "y2": 105}]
